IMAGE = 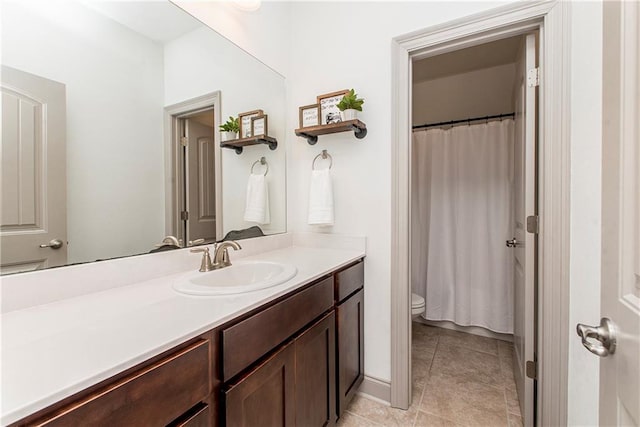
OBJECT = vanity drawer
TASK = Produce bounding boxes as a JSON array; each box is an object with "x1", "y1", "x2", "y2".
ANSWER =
[
  {"x1": 222, "y1": 276, "x2": 334, "y2": 381},
  {"x1": 335, "y1": 260, "x2": 364, "y2": 303},
  {"x1": 37, "y1": 339, "x2": 210, "y2": 426}
]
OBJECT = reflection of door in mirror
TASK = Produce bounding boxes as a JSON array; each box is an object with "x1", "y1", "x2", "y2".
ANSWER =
[
  {"x1": 175, "y1": 107, "x2": 220, "y2": 244},
  {"x1": 1, "y1": 66, "x2": 67, "y2": 274}
]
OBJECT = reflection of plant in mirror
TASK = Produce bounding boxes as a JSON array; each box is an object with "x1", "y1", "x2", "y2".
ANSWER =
[
  {"x1": 220, "y1": 116, "x2": 240, "y2": 132},
  {"x1": 337, "y1": 89, "x2": 364, "y2": 112}
]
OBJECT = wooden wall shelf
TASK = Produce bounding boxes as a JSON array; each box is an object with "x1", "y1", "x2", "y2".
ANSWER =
[
  {"x1": 294, "y1": 119, "x2": 367, "y2": 145},
  {"x1": 220, "y1": 135, "x2": 277, "y2": 154}
]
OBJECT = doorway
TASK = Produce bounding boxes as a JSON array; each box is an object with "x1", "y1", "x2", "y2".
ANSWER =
[
  {"x1": 165, "y1": 92, "x2": 223, "y2": 246},
  {"x1": 390, "y1": 2, "x2": 572, "y2": 426},
  {"x1": 409, "y1": 33, "x2": 537, "y2": 426}
]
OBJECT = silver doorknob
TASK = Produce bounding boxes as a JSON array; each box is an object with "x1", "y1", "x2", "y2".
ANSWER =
[
  {"x1": 39, "y1": 239, "x2": 64, "y2": 249},
  {"x1": 506, "y1": 238, "x2": 519, "y2": 248},
  {"x1": 576, "y1": 317, "x2": 617, "y2": 357}
]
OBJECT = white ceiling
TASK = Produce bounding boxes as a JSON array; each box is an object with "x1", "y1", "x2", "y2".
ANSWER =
[
  {"x1": 413, "y1": 36, "x2": 522, "y2": 83},
  {"x1": 81, "y1": 1, "x2": 201, "y2": 44}
]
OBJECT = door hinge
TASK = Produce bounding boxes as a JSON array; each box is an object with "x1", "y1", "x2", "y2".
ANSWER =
[
  {"x1": 180, "y1": 210, "x2": 189, "y2": 221},
  {"x1": 526, "y1": 360, "x2": 537, "y2": 379},
  {"x1": 527, "y1": 215, "x2": 539, "y2": 234},
  {"x1": 527, "y1": 67, "x2": 540, "y2": 87},
  {"x1": 180, "y1": 136, "x2": 188, "y2": 147}
]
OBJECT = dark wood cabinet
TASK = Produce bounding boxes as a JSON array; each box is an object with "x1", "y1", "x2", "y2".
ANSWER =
[
  {"x1": 336, "y1": 289, "x2": 365, "y2": 417},
  {"x1": 224, "y1": 342, "x2": 296, "y2": 427},
  {"x1": 14, "y1": 259, "x2": 365, "y2": 427},
  {"x1": 295, "y1": 312, "x2": 336, "y2": 427}
]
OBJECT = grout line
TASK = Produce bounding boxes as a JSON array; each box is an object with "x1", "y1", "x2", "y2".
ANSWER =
[{"x1": 343, "y1": 410, "x2": 382, "y2": 426}]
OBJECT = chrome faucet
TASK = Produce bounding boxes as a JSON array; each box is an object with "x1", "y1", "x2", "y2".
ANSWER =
[
  {"x1": 190, "y1": 241, "x2": 242, "y2": 272},
  {"x1": 213, "y1": 241, "x2": 242, "y2": 269}
]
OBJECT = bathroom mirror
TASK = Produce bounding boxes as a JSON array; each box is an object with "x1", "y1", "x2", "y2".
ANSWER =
[{"x1": 0, "y1": 0, "x2": 286, "y2": 275}]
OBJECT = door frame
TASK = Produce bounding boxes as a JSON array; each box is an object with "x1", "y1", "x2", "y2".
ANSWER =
[
  {"x1": 164, "y1": 92, "x2": 223, "y2": 243},
  {"x1": 390, "y1": 1, "x2": 571, "y2": 425}
]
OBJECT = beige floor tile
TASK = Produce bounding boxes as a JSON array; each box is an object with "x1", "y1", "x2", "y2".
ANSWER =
[
  {"x1": 337, "y1": 411, "x2": 381, "y2": 426},
  {"x1": 346, "y1": 394, "x2": 418, "y2": 426},
  {"x1": 508, "y1": 413, "x2": 524, "y2": 427},
  {"x1": 413, "y1": 354, "x2": 433, "y2": 387},
  {"x1": 414, "y1": 411, "x2": 462, "y2": 427},
  {"x1": 430, "y1": 344, "x2": 503, "y2": 388},
  {"x1": 419, "y1": 373, "x2": 509, "y2": 427},
  {"x1": 413, "y1": 322, "x2": 441, "y2": 338},
  {"x1": 413, "y1": 338, "x2": 438, "y2": 361},
  {"x1": 438, "y1": 329, "x2": 499, "y2": 355},
  {"x1": 505, "y1": 386, "x2": 522, "y2": 417}
]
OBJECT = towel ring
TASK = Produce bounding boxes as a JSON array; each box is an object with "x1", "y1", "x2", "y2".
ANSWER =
[
  {"x1": 312, "y1": 150, "x2": 332, "y2": 170},
  {"x1": 251, "y1": 157, "x2": 268, "y2": 176}
]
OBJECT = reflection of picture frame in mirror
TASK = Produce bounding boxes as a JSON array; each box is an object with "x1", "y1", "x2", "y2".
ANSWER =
[
  {"x1": 239, "y1": 109, "x2": 264, "y2": 138},
  {"x1": 251, "y1": 114, "x2": 268, "y2": 137},
  {"x1": 299, "y1": 104, "x2": 320, "y2": 128},
  {"x1": 317, "y1": 90, "x2": 348, "y2": 125}
]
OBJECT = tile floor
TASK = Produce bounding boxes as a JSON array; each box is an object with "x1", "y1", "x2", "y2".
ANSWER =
[{"x1": 337, "y1": 323, "x2": 523, "y2": 427}]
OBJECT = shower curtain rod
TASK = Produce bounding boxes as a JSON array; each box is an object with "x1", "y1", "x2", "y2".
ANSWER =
[{"x1": 412, "y1": 112, "x2": 515, "y2": 130}]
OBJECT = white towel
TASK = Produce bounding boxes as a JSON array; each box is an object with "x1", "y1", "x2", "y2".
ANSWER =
[
  {"x1": 307, "y1": 168, "x2": 334, "y2": 225},
  {"x1": 244, "y1": 173, "x2": 270, "y2": 224}
]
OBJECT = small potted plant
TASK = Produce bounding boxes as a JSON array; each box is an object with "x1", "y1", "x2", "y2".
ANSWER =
[
  {"x1": 220, "y1": 116, "x2": 239, "y2": 141},
  {"x1": 337, "y1": 89, "x2": 364, "y2": 121}
]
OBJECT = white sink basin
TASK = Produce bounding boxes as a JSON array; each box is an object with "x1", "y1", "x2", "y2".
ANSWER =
[{"x1": 172, "y1": 260, "x2": 297, "y2": 296}]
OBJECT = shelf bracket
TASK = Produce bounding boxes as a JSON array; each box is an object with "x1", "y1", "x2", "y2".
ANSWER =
[
  {"x1": 301, "y1": 134, "x2": 318, "y2": 145},
  {"x1": 352, "y1": 125, "x2": 367, "y2": 139}
]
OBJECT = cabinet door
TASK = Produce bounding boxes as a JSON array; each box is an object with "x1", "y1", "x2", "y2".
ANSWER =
[
  {"x1": 336, "y1": 289, "x2": 364, "y2": 417},
  {"x1": 224, "y1": 342, "x2": 295, "y2": 427},
  {"x1": 295, "y1": 312, "x2": 336, "y2": 427}
]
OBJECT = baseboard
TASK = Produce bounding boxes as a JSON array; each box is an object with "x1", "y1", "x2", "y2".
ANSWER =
[
  {"x1": 417, "y1": 318, "x2": 513, "y2": 342},
  {"x1": 356, "y1": 375, "x2": 391, "y2": 404}
]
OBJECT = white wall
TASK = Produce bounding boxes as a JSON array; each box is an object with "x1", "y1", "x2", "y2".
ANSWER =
[
  {"x1": 567, "y1": 1, "x2": 603, "y2": 425},
  {"x1": 172, "y1": 1, "x2": 291, "y2": 77},
  {"x1": 2, "y1": 2, "x2": 165, "y2": 264},
  {"x1": 412, "y1": 63, "x2": 516, "y2": 125},
  {"x1": 164, "y1": 26, "x2": 287, "y2": 237}
]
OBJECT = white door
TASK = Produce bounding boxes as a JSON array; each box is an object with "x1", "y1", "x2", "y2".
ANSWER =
[
  {"x1": 589, "y1": 2, "x2": 640, "y2": 425},
  {"x1": 1, "y1": 66, "x2": 67, "y2": 274},
  {"x1": 511, "y1": 33, "x2": 537, "y2": 427}
]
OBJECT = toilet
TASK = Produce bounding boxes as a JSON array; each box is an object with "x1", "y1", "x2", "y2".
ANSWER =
[{"x1": 411, "y1": 293, "x2": 426, "y2": 319}]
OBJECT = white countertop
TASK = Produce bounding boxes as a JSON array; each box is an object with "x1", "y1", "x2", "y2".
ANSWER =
[{"x1": 1, "y1": 243, "x2": 364, "y2": 425}]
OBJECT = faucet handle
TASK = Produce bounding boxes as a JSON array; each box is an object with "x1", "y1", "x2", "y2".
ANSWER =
[
  {"x1": 190, "y1": 247, "x2": 214, "y2": 272},
  {"x1": 188, "y1": 238, "x2": 205, "y2": 247}
]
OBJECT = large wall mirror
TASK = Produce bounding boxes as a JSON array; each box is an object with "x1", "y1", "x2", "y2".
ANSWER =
[{"x1": 0, "y1": 0, "x2": 286, "y2": 275}]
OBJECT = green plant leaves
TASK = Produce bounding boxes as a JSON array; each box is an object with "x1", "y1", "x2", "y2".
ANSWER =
[
  {"x1": 219, "y1": 116, "x2": 240, "y2": 132},
  {"x1": 337, "y1": 88, "x2": 364, "y2": 112}
]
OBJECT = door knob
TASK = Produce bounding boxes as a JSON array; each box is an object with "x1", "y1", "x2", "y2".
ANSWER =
[
  {"x1": 39, "y1": 239, "x2": 64, "y2": 249},
  {"x1": 576, "y1": 317, "x2": 617, "y2": 357},
  {"x1": 506, "y1": 238, "x2": 519, "y2": 248}
]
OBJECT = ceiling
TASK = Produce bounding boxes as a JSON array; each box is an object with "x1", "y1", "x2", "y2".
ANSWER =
[
  {"x1": 81, "y1": 1, "x2": 201, "y2": 44},
  {"x1": 413, "y1": 36, "x2": 522, "y2": 83}
]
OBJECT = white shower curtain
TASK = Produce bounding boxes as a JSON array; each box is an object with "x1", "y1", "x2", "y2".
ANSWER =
[{"x1": 411, "y1": 120, "x2": 514, "y2": 334}]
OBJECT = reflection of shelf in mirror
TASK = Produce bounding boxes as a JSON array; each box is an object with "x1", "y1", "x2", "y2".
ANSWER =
[
  {"x1": 220, "y1": 135, "x2": 278, "y2": 154},
  {"x1": 294, "y1": 119, "x2": 367, "y2": 145}
]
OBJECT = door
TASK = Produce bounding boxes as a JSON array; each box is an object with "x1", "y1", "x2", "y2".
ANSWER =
[
  {"x1": 295, "y1": 312, "x2": 336, "y2": 427},
  {"x1": 182, "y1": 111, "x2": 217, "y2": 244},
  {"x1": 225, "y1": 342, "x2": 295, "y2": 427},
  {"x1": 1, "y1": 66, "x2": 67, "y2": 274},
  {"x1": 511, "y1": 33, "x2": 537, "y2": 426},
  {"x1": 594, "y1": 2, "x2": 640, "y2": 425}
]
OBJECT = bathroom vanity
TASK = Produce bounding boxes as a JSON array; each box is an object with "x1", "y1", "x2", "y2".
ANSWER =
[{"x1": 2, "y1": 236, "x2": 365, "y2": 427}]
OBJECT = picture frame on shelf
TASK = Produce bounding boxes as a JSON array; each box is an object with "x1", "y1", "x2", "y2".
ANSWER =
[
  {"x1": 299, "y1": 104, "x2": 320, "y2": 128},
  {"x1": 239, "y1": 109, "x2": 264, "y2": 138},
  {"x1": 317, "y1": 90, "x2": 348, "y2": 125},
  {"x1": 251, "y1": 114, "x2": 268, "y2": 137}
]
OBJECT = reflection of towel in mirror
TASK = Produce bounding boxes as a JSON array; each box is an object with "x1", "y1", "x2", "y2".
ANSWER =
[
  {"x1": 244, "y1": 174, "x2": 270, "y2": 224},
  {"x1": 308, "y1": 169, "x2": 334, "y2": 226}
]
